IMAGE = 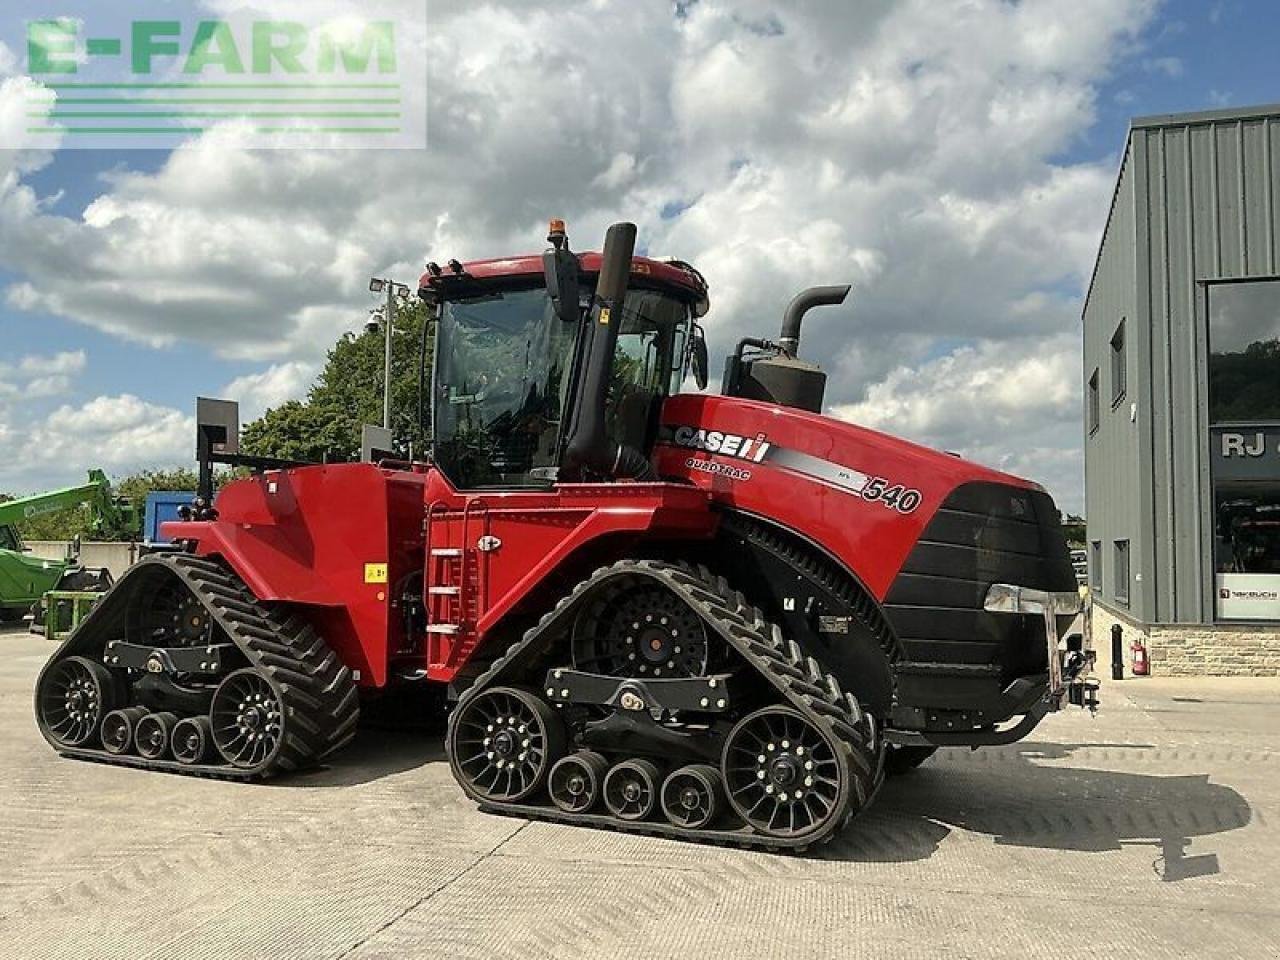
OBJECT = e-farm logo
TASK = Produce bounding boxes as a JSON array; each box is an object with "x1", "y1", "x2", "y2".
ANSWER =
[{"x1": 18, "y1": 3, "x2": 426, "y2": 149}]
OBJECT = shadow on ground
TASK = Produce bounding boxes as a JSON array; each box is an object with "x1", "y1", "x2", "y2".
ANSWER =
[
  {"x1": 284, "y1": 690, "x2": 449, "y2": 788},
  {"x1": 821, "y1": 741, "x2": 1252, "y2": 880}
]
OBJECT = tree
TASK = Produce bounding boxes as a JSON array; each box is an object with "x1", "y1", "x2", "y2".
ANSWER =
[{"x1": 242, "y1": 296, "x2": 431, "y2": 463}]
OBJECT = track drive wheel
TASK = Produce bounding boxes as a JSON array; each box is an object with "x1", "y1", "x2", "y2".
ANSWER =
[
  {"x1": 449, "y1": 687, "x2": 565, "y2": 802},
  {"x1": 549, "y1": 750, "x2": 609, "y2": 814},
  {"x1": 722, "y1": 706, "x2": 849, "y2": 840},
  {"x1": 661, "y1": 764, "x2": 724, "y2": 830},
  {"x1": 36, "y1": 656, "x2": 118, "y2": 748},
  {"x1": 603, "y1": 759, "x2": 662, "y2": 821}
]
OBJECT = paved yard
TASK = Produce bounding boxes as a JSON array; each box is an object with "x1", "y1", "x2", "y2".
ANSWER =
[{"x1": 2, "y1": 624, "x2": 1277, "y2": 959}]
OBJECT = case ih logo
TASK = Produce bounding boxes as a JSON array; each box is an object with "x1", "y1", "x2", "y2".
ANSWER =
[{"x1": 666, "y1": 426, "x2": 771, "y2": 463}]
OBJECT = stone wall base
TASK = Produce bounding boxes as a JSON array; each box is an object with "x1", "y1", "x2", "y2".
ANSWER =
[{"x1": 1088, "y1": 599, "x2": 1280, "y2": 677}]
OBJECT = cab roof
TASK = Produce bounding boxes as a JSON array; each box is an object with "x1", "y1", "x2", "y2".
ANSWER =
[{"x1": 419, "y1": 252, "x2": 709, "y2": 306}]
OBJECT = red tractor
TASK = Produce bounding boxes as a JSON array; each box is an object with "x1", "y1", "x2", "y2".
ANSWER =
[{"x1": 35, "y1": 221, "x2": 1096, "y2": 850}]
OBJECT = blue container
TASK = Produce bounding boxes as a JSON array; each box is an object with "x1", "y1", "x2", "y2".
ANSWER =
[{"x1": 144, "y1": 492, "x2": 194, "y2": 544}]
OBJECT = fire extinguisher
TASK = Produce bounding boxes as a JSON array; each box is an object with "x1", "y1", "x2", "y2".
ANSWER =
[{"x1": 1131, "y1": 638, "x2": 1149, "y2": 676}]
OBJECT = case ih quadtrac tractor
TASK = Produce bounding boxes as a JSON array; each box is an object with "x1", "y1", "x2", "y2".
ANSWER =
[{"x1": 35, "y1": 221, "x2": 1096, "y2": 851}]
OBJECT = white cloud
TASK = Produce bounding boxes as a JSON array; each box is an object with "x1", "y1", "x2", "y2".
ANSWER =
[
  {"x1": 0, "y1": 353, "x2": 190, "y2": 494},
  {"x1": 222, "y1": 361, "x2": 318, "y2": 421},
  {"x1": 832, "y1": 334, "x2": 1084, "y2": 511},
  {"x1": 0, "y1": 0, "x2": 1163, "y2": 510},
  {"x1": 1144, "y1": 56, "x2": 1184, "y2": 77}
]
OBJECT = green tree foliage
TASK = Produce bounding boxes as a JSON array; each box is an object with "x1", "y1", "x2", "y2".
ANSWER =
[{"x1": 242, "y1": 296, "x2": 431, "y2": 462}]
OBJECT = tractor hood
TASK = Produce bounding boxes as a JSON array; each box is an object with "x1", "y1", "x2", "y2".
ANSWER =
[{"x1": 654, "y1": 393, "x2": 1051, "y2": 601}]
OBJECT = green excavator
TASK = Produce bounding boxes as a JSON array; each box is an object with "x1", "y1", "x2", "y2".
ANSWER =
[{"x1": 0, "y1": 470, "x2": 138, "y2": 625}]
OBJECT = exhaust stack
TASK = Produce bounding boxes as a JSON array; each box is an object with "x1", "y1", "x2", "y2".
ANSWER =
[
  {"x1": 560, "y1": 222, "x2": 653, "y2": 480},
  {"x1": 779, "y1": 285, "x2": 851, "y2": 356},
  {"x1": 722, "y1": 284, "x2": 852, "y2": 414}
]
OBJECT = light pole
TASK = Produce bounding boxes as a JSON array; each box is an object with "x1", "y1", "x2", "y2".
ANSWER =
[{"x1": 368, "y1": 277, "x2": 411, "y2": 430}]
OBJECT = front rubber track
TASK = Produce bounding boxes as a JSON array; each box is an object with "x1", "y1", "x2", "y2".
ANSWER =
[
  {"x1": 448, "y1": 559, "x2": 885, "y2": 853},
  {"x1": 34, "y1": 553, "x2": 360, "y2": 781}
]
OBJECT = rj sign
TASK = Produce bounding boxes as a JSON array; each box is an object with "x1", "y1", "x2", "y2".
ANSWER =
[{"x1": 13, "y1": 2, "x2": 426, "y2": 149}]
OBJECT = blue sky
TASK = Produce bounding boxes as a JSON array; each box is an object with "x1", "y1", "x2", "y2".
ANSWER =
[{"x1": 0, "y1": 0, "x2": 1277, "y2": 506}]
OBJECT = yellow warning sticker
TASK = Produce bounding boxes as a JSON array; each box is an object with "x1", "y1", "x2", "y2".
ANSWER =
[
  {"x1": 364, "y1": 563, "x2": 388, "y2": 584},
  {"x1": 599, "y1": 306, "x2": 611, "y2": 325}
]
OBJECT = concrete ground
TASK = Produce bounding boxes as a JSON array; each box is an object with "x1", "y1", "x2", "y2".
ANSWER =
[{"x1": 2, "y1": 624, "x2": 1277, "y2": 960}]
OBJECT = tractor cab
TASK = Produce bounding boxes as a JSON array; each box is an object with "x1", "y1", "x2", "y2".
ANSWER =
[{"x1": 420, "y1": 223, "x2": 710, "y2": 489}]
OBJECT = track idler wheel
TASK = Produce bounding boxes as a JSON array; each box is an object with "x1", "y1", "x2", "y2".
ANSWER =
[
  {"x1": 211, "y1": 669, "x2": 286, "y2": 770},
  {"x1": 660, "y1": 764, "x2": 724, "y2": 830},
  {"x1": 101, "y1": 707, "x2": 149, "y2": 756},
  {"x1": 171, "y1": 716, "x2": 213, "y2": 765},
  {"x1": 603, "y1": 759, "x2": 662, "y2": 821},
  {"x1": 136, "y1": 712, "x2": 180, "y2": 760},
  {"x1": 449, "y1": 687, "x2": 565, "y2": 802},
  {"x1": 722, "y1": 706, "x2": 848, "y2": 840},
  {"x1": 548, "y1": 750, "x2": 609, "y2": 814},
  {"x1": 36, "y1": 656, "x2": 118, "y2": 748}
]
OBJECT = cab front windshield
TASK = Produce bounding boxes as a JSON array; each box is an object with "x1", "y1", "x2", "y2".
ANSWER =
[{"x1": 432, "y1": 284, "x2": 690, "y2": 488}]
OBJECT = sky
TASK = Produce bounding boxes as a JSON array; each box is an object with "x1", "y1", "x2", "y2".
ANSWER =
[{"x1": 0, "y1": 0, "x2": 1277, "y2": 513}]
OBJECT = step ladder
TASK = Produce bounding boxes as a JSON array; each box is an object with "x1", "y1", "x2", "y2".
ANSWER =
[{"x1": 424, "y1": 499, "x2": 488, "y2": 678}]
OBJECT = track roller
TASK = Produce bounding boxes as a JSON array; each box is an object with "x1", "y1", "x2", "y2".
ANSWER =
[
  {"x1": 660, "y1": 764, "x2": 724, "y2": 830},
  {"x1": 101, "y1": 707, "x2": 149, "y2": 756},
  {"x1": 36, "y1": 656, "x2": 117, "y2": 748},
  {"x1": 136, "y1": 712, "x2": 180, "y2": 761},
  {"x1": 548, "y1": 750, "x2": 609, "y2": 814},
  {"x1": 603, "y1": 759, "x2": 662, "y2": 821},
  {"x1": 171, "y1": 716, "x2": 213, "y2": 766},
  {"x1": 448, "y1": 687, "x2": 565, "y2": 802}
]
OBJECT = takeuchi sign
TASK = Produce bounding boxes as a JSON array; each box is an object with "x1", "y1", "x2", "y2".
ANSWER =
[{"x1": 1217, "y1": 573, "x2": 1280, "y2": 620}]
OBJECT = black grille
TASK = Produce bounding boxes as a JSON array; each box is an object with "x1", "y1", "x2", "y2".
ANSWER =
[{"x1": 884, "y1": 482, "x2": 1076, "y2": 679}]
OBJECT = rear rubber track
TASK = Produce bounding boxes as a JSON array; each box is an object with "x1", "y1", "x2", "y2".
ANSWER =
[
  {"x1": 37, "y1": 553, "x2": 359, "y2": 781},
  {"x1": 448, "y1": 559, "x2": 885, "y2": 852}
]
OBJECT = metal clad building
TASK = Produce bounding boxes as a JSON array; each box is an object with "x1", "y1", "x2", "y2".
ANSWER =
[{"x1": 1085, "y1": 103, "x2": 1280, "y2": 673}]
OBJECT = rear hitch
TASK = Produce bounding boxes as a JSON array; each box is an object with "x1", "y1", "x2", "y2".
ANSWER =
[{"x1": 984, "y1": 584, "x2": 1098, "y2": 714}]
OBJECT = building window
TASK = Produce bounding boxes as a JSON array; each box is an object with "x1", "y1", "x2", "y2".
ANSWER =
[
  {"x1": 1113, "y1": 540, "x2": 1130, "y2": 605},
  {"x1": 1208, "y1": 280, "x2": 1280, "y2": 421},
  {"x1": 1090, "y1": 540, "x2": 1102, "y2": 592},
  {"x1": 1110, "y1": 320, "x2": 1126, "y2": 405},
  {"x1": 1208, "y1": 279, "x2": 1280, "y2": 621},
  {"x1": 1088, "y1": 368, "x2": 1100, "y2": 434}
]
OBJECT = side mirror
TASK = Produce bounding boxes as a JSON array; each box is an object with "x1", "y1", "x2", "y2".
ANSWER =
[{"x1": 691, "y1": 325, "x2": 709, "y2": 390}]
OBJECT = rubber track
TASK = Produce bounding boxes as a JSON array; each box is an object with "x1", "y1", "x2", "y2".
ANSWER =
[
  {"x1": 38, "y1": 553, "x2": 359, "y2": 781},
  {"x1": 447, "y1": 559, "x2": 885, "y2": 852}
]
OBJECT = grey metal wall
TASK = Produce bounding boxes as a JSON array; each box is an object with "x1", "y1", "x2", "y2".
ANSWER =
[
  {"x1": 1084, "y1": 143, "x2": 1149, "y2": 620},
  {"x1": 1086, "y1": 104, "x2": 1280, "y2": 626}
]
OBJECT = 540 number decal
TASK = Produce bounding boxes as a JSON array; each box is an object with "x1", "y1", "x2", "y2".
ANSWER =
[{"x1": 861, "y1": 477, "x2": 922, "y2": 514}]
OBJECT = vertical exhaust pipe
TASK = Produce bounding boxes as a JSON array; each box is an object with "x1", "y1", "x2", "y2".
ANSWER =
[
  {"x1": 561, "y1": 222, "x2": 652, "y2": 479},
  {"x1": 779, "y1": 285, "x2": 851, "y2": 356}
]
